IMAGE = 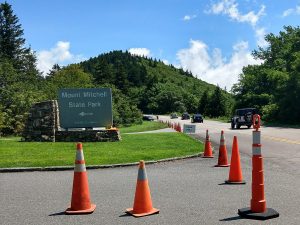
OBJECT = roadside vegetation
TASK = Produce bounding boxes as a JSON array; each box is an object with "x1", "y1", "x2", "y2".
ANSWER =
[{"x1": 0, "y1": 132, "x2": 203, "y2": 168}]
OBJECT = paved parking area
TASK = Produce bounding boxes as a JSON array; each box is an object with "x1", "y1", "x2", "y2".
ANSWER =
[{"x1": 1, "y1": 150, "x2": 299, "y2": 225}]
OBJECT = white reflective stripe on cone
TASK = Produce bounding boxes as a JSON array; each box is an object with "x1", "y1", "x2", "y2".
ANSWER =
[
  {"x1": 74, "y1": 163, "x2": 87, "y2": 172},
  {"x1": 76, "y1": 150, "x2": 84, "y2": 161},
  {"x1": 253, "y1": 131, "x2": 261, "y2": 145},
  {"x1": 252, "y1": 146, "x2": 262, "y2": 155}
]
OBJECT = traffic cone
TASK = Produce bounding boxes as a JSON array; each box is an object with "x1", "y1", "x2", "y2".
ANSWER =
[
  {"x1": 177, "y1": 123, "x2": 181, "y2": 132},
  {"x1": 215, "y1": 130, "x2": 230, "y2": 167},
  {"x1": 126, "y1": 160, "x2": 159, "y2": 217},
  {"x1": 225, "y1": 136, "x2": 245, "y2": 184},
  {"x1": 65, "y1": 143, "x2": 96, "y2": 214},
  {"x1": 173, "y1": 123, "x2": 177, "y2": 131},
  {"x1": 202, "y1": 130, "x2": 214, "y2": 158},
  {"x1": 238, "y1": 114, "x2": 279, "y2": 220}
]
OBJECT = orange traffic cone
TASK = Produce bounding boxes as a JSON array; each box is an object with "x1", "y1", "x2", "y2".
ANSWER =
[
  {"x1": 65, "y1": 143, "x2": 96, "y2": 214},
  {"x1": 238, "y1": 114, "x2": 279, "y2": 220},
  {"x1": 225, "y1": 136, "x2": 245, "y2": 184},
  {"x1": 202, "y1": 130, "x2": 214, "y2": 158},
  {"x1": 173, "y1": 123, "x2": 177, "y2": 131},
  {"x1": 215, "y1": 130, "x2": 230, "y2": 167},
  {"x1": 177, "y1": 123, "x2": 181, "y2": 132},
  {"x1": 126, "y1": 161, "x2": 159, "y2": 217}
]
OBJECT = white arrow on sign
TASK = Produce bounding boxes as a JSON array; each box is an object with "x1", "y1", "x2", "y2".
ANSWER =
[{"x1": 79, "y1": 112, "x2": 94, "y2": 117}]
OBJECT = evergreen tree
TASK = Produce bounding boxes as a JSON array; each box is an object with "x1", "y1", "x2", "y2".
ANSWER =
[
  {"x1": 206, "y1": 86, "x2": 225, "y2": 117},
  {"x1": 47, "y1": 64, "x2": 61, "y2": 78},
  {"x1": 0, "y1": 2, "x2": 35, "y2": 72},
  {"x1": 0, "y1": 2, "x2": 43, "y2": 135},
  {"x1": 198, "y1": 90, "x2": 209, "y2": 115}
]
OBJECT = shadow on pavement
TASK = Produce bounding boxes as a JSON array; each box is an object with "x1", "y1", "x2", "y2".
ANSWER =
[
  {"x1": 220, "y1": 215, "x2": 244, "y2": 221},
  {"x1": 119, "y1": 213, "x2": 131, "y2": 217},
  {"x1": 49, "y1": 211, "x2": 66, "y2": 216}
]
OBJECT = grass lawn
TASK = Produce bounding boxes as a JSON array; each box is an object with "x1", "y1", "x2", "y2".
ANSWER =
[
  {"x1": 119, "y1": 121, "x2": 168, "y2": 133},
  {"x1": 0, "y1": 132, "x2": 203, "y2": 168}
]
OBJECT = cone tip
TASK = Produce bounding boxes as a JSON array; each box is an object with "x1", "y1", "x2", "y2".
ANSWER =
[
  {"x1": 221, "y1": 130, "x2": 224, "y2": 134},
  {"x1": 139, "y1": 160, "x2": 145, "y2": 168},
  {"x1": 77, "y1": 142, "x2": 83, "y2": 149}
]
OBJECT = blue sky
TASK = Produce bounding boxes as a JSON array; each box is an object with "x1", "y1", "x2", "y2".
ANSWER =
[{"x1": 6, "y1": 0, "x2": 300, "y2": 89}]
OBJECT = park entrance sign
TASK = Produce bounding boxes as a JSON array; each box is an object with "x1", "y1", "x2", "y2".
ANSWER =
[{"x1": 58, "y1": 88, "x2": 113, "y2": 128}]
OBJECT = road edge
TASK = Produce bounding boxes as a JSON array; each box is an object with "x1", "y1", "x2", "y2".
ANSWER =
[{"x1": 0, "y1": 153, "x2": 202, "y2": 173}]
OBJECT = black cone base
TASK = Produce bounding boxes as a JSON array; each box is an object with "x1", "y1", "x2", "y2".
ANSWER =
[
  {"x1": 238, "y1": 207, "x2": 279, "y2": 220},
  {"x1": 225, "y1": 180, "x2": 246, "y2": 185}
]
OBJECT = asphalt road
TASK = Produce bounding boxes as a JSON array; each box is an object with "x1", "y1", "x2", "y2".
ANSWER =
[
  {"x1": 1, "y1": 118, "x2": 300, "y2": 225},
  {"x1": 160, "y1": 115, "x2": 300, "y2": 176}
]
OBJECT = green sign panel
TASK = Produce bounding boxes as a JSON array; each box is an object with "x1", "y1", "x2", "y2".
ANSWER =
[{"x1": 58, "y1": 88, "x2": 112, "y2": 128}]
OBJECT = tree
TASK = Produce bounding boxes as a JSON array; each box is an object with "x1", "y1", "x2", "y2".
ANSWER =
[
  {"x1": 198, "y1": 90, "x2": 209, "y2": 115},
  {"x1": 0, "y1": 2, "x2": 36, "y2": 72},
  {"x1": 206, "y1": 86, "x2": 225, "y2": 117},
  {"x1": 45, "y1": 64, "x2": 93, "y2": 99},
  {"x1": 233, "y1": 26, "x2": 300, "y2": 123}
]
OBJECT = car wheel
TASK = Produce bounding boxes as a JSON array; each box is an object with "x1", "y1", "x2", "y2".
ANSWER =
[
  {"x1": 247, "y1": 125, "x2": 251, "y2": 129},
  {"x1": 237, "y1": 124, "x2": 241, "y2": 129},
  {"x1": 231, "y1": 122, "x2": 235, "y2": 129}
]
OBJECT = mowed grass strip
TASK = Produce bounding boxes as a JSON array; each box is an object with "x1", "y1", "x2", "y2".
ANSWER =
[
  {"x1": 119, "y1": 121, "x2": 168, "y2": 133},
  {"x1": 0, "y1": 133, "x2": 203, "y2": 168}
]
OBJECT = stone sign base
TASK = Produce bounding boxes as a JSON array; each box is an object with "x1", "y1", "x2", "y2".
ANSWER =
[{"x1": 55, "y1": 129, "x2": 121, "y2": 142}]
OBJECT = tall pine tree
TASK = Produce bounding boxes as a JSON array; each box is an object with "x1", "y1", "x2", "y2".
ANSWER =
[{"x1": 0, "y1": 2, "x2": 44, "y2": 135}]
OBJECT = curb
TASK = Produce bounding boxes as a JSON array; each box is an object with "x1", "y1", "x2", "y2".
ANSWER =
[{"x1": 0, "y1": 153, "x2": 202, "y2": 173}]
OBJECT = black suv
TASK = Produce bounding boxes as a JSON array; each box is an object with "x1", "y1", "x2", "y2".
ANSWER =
[
  {"x1": 181, "y1": 112, "x2": 190, "y2": 120},
  {"x1": 231, "y1": 108, "x2": 258, "y2": 129},
  {"x1": 191, "y1": 114, "x2": 203, "y2": 123},
  {"x1": 143, "y1": 115, "x2": 155, "y2": 121}
]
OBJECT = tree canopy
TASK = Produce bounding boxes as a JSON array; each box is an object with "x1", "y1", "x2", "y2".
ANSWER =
[{"x1": 232, "y1": 26, "x2": 300, "y2": 124}]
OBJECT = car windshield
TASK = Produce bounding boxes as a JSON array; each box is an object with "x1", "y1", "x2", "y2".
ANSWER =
[{"x1": 236, "y1": 109, "x2": 255, "y2": 116}]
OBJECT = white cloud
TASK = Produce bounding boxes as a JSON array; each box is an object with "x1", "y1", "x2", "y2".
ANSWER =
[
  {"x1": 255, "y1": 27, "x2": 268, "y2": 48},
  {"x1": 128, "y1": 48, "x2": 151, "y2": 57},
  {"x1": 162, "y1": 59, "x2": 170, "y2": 65},
  {"x1": 183, "y1": 14, "x2": 197, "y2": 21},
  {"x1": 282, "y1": 5, "x2": 300, "y2": 17},
  {"x1": 37, "y1": 41, "x2": 85, "y2": 75},
  {"x1": 208, "y1": 0, "x2": 265, "y2": 27},
  {"x1": 176, "y1": 39, "x2": 263, "y2": 90},
  {"x1": 207, "y1": 0, "x2": 268, "y2": 49}
]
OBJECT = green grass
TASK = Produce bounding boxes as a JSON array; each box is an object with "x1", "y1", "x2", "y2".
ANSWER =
[
  {"x1": 0, "y1": 133, "x2": 203, "y2": 168},
  {"x1": 119, "y1": 121, "x2": 168, "y2": 133}
]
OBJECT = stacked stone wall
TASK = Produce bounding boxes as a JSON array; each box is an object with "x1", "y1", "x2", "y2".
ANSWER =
[{"x1": 22, "y1": 100, "x2": 58, "y2": 142}]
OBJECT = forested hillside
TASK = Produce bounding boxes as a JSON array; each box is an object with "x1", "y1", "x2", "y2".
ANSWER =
[{"x1": 79, "y1": 51, "x2": 233, "y2": 116}]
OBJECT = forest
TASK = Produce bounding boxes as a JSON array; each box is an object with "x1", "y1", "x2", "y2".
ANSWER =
[{"x1": 0, "y1": 2, "x2": 299, "y2": 136}]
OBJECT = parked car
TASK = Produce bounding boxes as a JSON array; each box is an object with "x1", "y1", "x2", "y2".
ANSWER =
[
  {"x1": 143, "y1": 115, "x2": 155, "y2": 121},
  {"x1": 170, "y1": 113, "x2": 178, "y2": 119},
  {"x1": 181, "y1": 112, "x2": 190, "y2": 120},
  {"x1": 231, "y1": 108, "x2": 258, "y2": 129},
  {"x1": 191, "y1": 114, "x2": 203, "y2": 123}
]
